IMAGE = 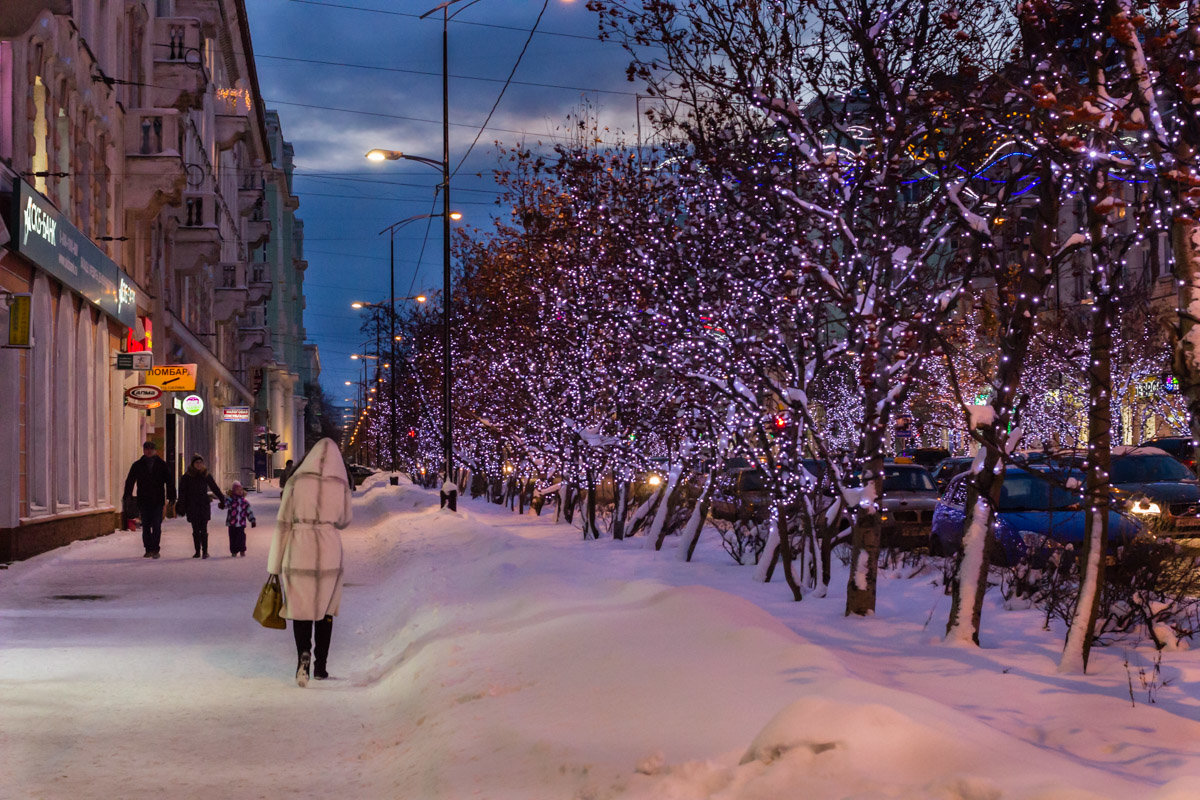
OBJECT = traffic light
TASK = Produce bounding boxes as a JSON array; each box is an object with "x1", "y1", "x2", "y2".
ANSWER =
[{"x1": 267, "y1": 432, "x2": 280, "y2": 452}]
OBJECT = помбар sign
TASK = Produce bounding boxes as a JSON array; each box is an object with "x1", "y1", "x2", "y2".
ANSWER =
[{"x1": 8, "y1": 179, "x2": 139, "y2": 329}]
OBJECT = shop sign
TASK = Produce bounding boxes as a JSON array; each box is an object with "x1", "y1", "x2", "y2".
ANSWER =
[
  {"x1": 145, "y1": 364, "x2": 197, "y2": 391},
  {"x1": 116, "y1": 352, "x2": 153, "y2": 370},
  {"x1": 222, "y1": 406, "x2": 251, "y2": 422},
  {"x1": 8, "y1": 179, "x2": 139, "y2": 329},
  {"x1": 181, "y1": 395, "x2": 204, "y2": 416},
  {"x1": 125, "y1": 398, "x2": 162, "y2": 410},
  {"x1": 5, "y1": 293, "x2": 32, "y2": 348},
  {"x1": 126, "y1": 385, "x2": 163, "y2": 403},
  {"x1": 1136, "y1": 377, "x2": 1161, "y2": 399}
]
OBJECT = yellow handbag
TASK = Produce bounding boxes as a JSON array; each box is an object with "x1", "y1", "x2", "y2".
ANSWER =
[{"x1": 253, "y1": 575, "x2": 287, "y2": 629}]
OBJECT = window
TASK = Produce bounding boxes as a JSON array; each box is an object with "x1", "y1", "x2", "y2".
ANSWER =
[
  {"x1": 54, "y1": 294, "x2": 77, "y2": 509},
  {"x1": 75, "y1": 309, "x2": 95, "y2": 507},
  {"x1": 95, "y1": 318, "x2": 110, "y2": 505},
  {"x1": 32, "y1": 75, "x2": 48, "y2": 195},
  {"x1": 27, "y1": 277, "x2": 52, "y2": 515}
]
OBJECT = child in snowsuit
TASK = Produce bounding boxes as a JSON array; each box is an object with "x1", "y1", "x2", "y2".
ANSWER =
[{"x1": 225, "y1": 480, "x2": 256, "y2": 557}]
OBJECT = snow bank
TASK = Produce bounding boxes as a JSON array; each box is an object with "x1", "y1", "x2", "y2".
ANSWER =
[{"x1": 2, "y1": 480, "x2": 1199, "y2": 799}]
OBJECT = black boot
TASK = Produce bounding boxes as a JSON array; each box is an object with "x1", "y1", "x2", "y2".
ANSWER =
[
  {"x1": 296, "y1": 651, "x2": 311, "y2": 688},
  {"x1": 313, "y1": 616, "x2": 332, "y2": 679}
]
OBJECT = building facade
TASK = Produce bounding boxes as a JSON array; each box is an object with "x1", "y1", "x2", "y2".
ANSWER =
[{"x1": 0, "y1": 1, "x2": 313, "y2": 561}]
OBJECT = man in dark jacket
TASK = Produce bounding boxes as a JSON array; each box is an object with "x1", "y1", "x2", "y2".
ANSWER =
[
  {"x1": 177, "y1": 455, "x2": 226, "y2": 559},
  {"x1": 123, "y1": 441, "x2": 176, "y2": 559}
]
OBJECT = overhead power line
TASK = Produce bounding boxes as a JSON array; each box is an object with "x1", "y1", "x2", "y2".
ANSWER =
[
  {"x1": 284, "y1": 0, "x2": 607, "y2": 42},
  {"x1": 453, "y1": 0, "x2": 550, "y2": 176},
  {"x1": 263, "y1": 97, "x2": 624, "y2": 145},
  {"x1": 255, "y1": 53, "x2": 636, "y2": 97}
]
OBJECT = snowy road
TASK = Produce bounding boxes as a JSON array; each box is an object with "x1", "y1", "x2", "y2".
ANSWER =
[{"x1": 4, "y1": 476, "x2": 1200, "y2": 799}]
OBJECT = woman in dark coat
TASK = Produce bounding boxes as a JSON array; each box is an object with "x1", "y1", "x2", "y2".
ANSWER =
[{"x1": 177, "y1": 455, "x2": 226, "y2": 559}]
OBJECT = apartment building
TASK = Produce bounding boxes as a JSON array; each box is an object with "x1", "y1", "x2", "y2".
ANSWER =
[{"x1": 0, "y1": 1, "x2": 312, "y2": 560}]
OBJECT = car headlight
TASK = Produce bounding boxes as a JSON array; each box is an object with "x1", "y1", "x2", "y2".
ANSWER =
[{"x1": 1129, "y1": 499, "x2": 1162, "y2": 516}]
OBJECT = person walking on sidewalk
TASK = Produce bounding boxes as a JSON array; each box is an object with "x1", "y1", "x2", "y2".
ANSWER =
[
  {"x1": 123, "y1": 441, "x2": 177, "y2": 559},
  {"x1": 225, "y1": 480, "x2": 256, "y2": 557},
  {"x1": 177, "y1": 455, "x2": 226, "y2": 559},
  {"x1": 267, "y1": 438, "x2": 352, "y2": 687}
]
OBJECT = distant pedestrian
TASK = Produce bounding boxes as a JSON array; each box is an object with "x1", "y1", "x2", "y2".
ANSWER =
[
  {"x1": 280, "y1": 458, "x2": 295, "y2": 488},
  {"x1": 177, "y1": 455, "x2": 226, "y2": 559},
  {"x1": 225, "y1": 480, "x2": 256, "y2": 557},
  {"x1": 123, "y1": 441, "x2": 177, "y2": 559},
  {"x1": 267, "y1": 438, "x2": 351, "y2": 686}
]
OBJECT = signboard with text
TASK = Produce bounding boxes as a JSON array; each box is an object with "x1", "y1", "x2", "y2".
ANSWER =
[
  {"x1": 181, "y1": 394, "x2": 204, "y2": 416},
  {"x1": 8, "y1": 179, "x2": 139, "y2": 329},
  {"x1": 222, "y1": 406, "x2": 251, "y2": 422},
  {"x1": 6, "y1": 293, "x2": 31, "y2": 348},
  {"x1": 116, "y1": 352, "x2": 153, "y2": 370},
  {"x1": 145, "y1": 364, "x2": 198, "y2": 391}
]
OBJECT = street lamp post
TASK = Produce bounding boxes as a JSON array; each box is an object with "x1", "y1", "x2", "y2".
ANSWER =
[
  {"x1": 352, "y1": 286, "x2": 428, "y2": 478},
  {"x1": 365, "y1": 169, "x2": 462, "y2": 511}
]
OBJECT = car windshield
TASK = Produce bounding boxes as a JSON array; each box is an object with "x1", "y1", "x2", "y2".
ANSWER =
[
  {"x1": 884, "y1": 467, "x2": 935, "y2": 492},
  {"x1": 998, "y1": 473, "x2": 1081, "y2": 511},
  {"x1": 738, "y1": 471, "x2": 766, "y2": 491},
  {"x1": 1111, "y1": 455, "x2": 1193, "y2": 483}
]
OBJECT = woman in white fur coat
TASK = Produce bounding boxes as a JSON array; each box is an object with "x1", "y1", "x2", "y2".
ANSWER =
[{"x1": 267, "y1": 438, "x2": 352, "y2": 686}]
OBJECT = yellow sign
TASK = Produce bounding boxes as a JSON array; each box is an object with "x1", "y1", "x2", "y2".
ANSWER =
[
  {"x1": 145, "y1": 363, "x2": 198, "y2": 391},
  {"x1": 7, "y1": 293, "x2": 32, "y2": 348}
]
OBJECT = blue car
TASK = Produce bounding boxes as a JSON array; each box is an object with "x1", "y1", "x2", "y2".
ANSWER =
[{"x1": 930, "y1": 467, "x2": 1144, "y2": 565}]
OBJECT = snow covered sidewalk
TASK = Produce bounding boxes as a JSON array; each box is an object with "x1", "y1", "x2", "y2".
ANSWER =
[{"x1": 3, "y1": 476, "x2": 1200, "y2": 799}]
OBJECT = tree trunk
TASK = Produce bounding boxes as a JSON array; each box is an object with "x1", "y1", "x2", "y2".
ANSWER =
[
  {"x1": 678, "y1": 472, "x2": 714, "y2": 561},
  {"x1": 1062, "y1": 183, "x2": 1114, "y2": 674},
  {"x1": 774, "y1": 505, "x2": 803, "y2": 601},
  {"x1": 649, "y1": 465, "x2": 683, "y2": 550},
  {"x1": 612, "y1": 479, "x2": 629, "y2": 541},
  {"x1": 846, "y1": 447, "x2": 884, "y2": 616}
]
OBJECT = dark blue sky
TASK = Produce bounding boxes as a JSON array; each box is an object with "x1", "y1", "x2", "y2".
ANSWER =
[{"x1": 244, "y1": 0, "x2": 642, "y2": 404}]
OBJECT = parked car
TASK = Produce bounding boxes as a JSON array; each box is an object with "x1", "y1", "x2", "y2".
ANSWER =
[
  {"x1": 709, "y1": 459, "x2": 828, "y2": 524},
  {"x1": 347, "y1": 464, "x2": 374, "y2": 487},
  {"x1": 1138, "y1": 436, "x2": 1197, "y2": 473},
  {"x1": 907, "y1": 448, "x2": 951, "y2": 469},
  {"x1": 930, "y1": 456, "x2": 974, "y2": 494},
  {"x1": 710, "y1": 466, "x2": 772, "y2": 523},
  {"x1": 879, "y1": 463, "x2": 940, "y2": 548},
  {"x1": 1109, "y1": 447, "x2": 1200, "y2": 536},
  {"x1": 930, "y1": 467, "x2": 1143, "y2": 565}
]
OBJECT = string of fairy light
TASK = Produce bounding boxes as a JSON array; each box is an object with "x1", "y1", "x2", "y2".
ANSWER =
[{"x1": 339, "y1": 1, "x2": 1200, "y2": 539}]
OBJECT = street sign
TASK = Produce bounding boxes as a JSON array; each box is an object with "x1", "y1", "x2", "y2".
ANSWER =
[
  {"x1": 6, "y1": 293, "x2": 31, "y2": 348},
  {"x1": 222, "y1": 406, "x2": 251, "y2": 422},
  {"x1": 116, "y1": 352, "x2": 153, "y2": 370},
  {"x1": 181, "y1": 394, "x2": 204, "y2": 416},
  {"x1": 145, "y1": 364, "x2": 197, "y2": 391},
  {"x1": 277, "y1": 442, "x2": 288, "y2": 452},
  {"x1": 125, "y1": 385, "x2": 163, "y2": 403}
]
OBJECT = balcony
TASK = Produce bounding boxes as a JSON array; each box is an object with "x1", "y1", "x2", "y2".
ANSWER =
[
  {"x1": 293, "y1": 258, "x2": 308, "y2": 274},
  {"x1": 150, "y1": 18, "x2": 206, "y2": 110},
  {"x1": 248, "y1": 263, "x2": 272, "y2": 304},
  {"x1": 174, "y1": 0, "x2": 221, "y2": 37},
  {"x1": 238, "y1": 325, "x2": 275, "y2": 368},
  {"x1": 240, "y1": 185, "x2": 265, "y2": 218},
  {"x1": 246, "y1": 217, "x2": 271, "y2": 250},
  {"x1": 213, "y1": 262, "x2": 250, "y2": 322},
  {"x1": 172, "y1": 193, "x2": 220, "y2": 275},
  {"x1": 124, "y1": 109, "x2": 186, "y2": 218},
  {"x1": 215, "y1": 112, "x2": 250, "y2": 151}
]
